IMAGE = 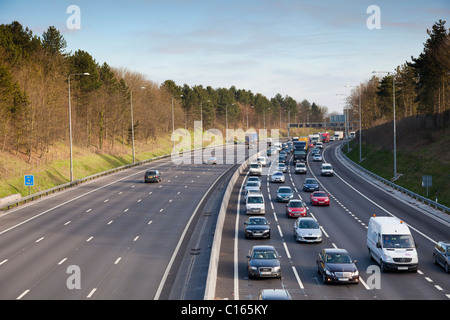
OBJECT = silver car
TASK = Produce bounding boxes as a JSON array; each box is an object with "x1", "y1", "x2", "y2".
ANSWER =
[
  {"x1": 271, "y1": 171, "x2": 285, "y2": 183},
  {"x1": 294, "y1": 217, "x2": 322, "y2": 243}
]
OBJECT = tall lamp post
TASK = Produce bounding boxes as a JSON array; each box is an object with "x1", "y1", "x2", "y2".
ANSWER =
[
  {"x1": 130, "y1": 86, "x2": 145, "y2": 164},
  {"x1": 68, "y1": 72, "x2": 90, "y2": 182},
  {"x1": 373, "y1": 70, "x2": 397, "y2": 180},
  {"x1": 346, "y1": 85, "x2": 362, "y2": 162}
]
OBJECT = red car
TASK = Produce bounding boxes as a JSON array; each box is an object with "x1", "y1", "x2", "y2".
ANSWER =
[
  {"x1": 286, "y1": 199, "x2": 307, "y2": 218},
  {"x1": 310, "y1": 191, "x2": 330, "y2": 206}
]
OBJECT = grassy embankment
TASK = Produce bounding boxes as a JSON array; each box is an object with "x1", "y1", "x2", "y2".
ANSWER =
[{"x1": 343, "y1": 132, "x2": 450, "y2": 208}]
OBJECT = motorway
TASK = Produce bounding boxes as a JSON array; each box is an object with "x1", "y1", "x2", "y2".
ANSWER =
[
  {"x1": 0, "y1": 140, "x2": 448, "y2": 301},
  {"x1": 0, "y1": 145, "x2": 255, "y2": 300},
  {"x1": 214, "y1": 141, "x2": 450, "y2": 300}
]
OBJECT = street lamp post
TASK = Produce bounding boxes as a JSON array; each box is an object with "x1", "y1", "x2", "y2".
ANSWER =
[
  {"x1": 130, "y1": 86, "x2": 145, "y2": 164},
  {"x1": 373, "y1": 71, "x2": 397, "y2": 180},
  {"x1": 346, "y1": 85, "x2": 362, "y2": 162},
  {"x1": 68, "y1": 72, "x2": 89, "y2": 182}
]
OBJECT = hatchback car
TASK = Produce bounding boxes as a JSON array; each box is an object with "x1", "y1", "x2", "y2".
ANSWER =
[
  {"x1": 316, "y1": 248, "x2": 359, "y2": 284},
  {"x1": 294, "y1": 217, "x2": 322, "y2": 243},
  {"x1": 249, "y1": 162, "x2": 262, "y2": 175},
  {"x1": 276, "y1": 186, "x2": 294, "y2": 202},
  {"x1": 244, "y1": 181, "x2": 260, "y2": 194},
  {"x1": 433, "y1": 241, "x2": 450, "y2": 273},
  {"x1": 144, "y1": 170, "x2": 162, "y2": 183},
  {"x1": 303, "y1": 178, "x2": 319, "y2": 192},
  {"x1": 247, "y1": 176, "x2": 262, "y2": 187},
  {"x1": 310, "y1": 191, "x2": 330, "y2": 206},
  {"x1": 244, "y1": 216, "x2": 271, "y2": 239},
  {"x1": 286, "y1": 199, "x2": 307, "y2": 218},
  {"x1": 271, "y1": 171, "x2": 285, "y2": 183},
  {"x1": 320, "y1": 163, "x2": 334, "y2": 176},
  {"x1": 247, "y1": 245, "x2": 282, "y2": 279},
  {"x1": 313, "y1": 153, "x2": 323, "y2": 162},
  {"x1": 277, "y1": 163, "x2": 287, "y2": 173},
  {"x1": 295, "y1": 162, "x2": 307, "y2": 174},
  {"x1": 257, "y1": 156, "x2": 267, "y2": 167}
]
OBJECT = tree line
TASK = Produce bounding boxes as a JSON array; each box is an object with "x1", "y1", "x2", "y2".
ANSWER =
[
  {"x1": 0, "y1": 21, "x2": 328, "y2": 165},
  {"x1": 346, "y1": 20, "x2": 450, "y2": 129}
]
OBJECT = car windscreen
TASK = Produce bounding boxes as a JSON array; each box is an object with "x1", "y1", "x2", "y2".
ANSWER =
[
  {"x1": 305, "y1": 179, "x2": 317, "y2": 184},
  {"x1": 298, "y1": 220, "x2": 319, "y2": 229},
  {"x1": 314, "y1": 192, "x2": 327, "y2": 197},
  {"x1": 247, "y1": 196, "x2": 263, "y2": 204},
  {"x1": 382, "y1": 235, "x2": 414, "y2": 248},
  {"x1": 289, "y1": 201, "x2": 304, "y2": 208},
  {"x1": 326, "y1": 253, "x2": 352, "y2": 264},
  {"x1": 248, "y1": 218, "x2": 268, "y2": 225},
  {"x1": 278, "y1": 188, "x2": 291, "y2": 193},
  {"x1": 252, "y1": 250, "x2": 277, "y2": 259},
  {"x1": 250, "y1": 164, "x2": 260, "y2": 168}
]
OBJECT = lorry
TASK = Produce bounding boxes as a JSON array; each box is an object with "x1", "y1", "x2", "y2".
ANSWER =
[
  {"x1": 367, "y1": 216, "x2": 418, "y2": 272},
  {"x1": 332, "y1": 131, "x2": 344, "y2": 140},
  {"x1": 293, "y1": 149, "x2": 306, "y2": 162},
  {"x1": 319, "y1": 132, "x2": 330, "y2": 143}
]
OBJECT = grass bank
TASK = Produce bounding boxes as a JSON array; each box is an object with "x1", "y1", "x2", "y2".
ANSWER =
[{"x1": 343, "y1": 136, "x2": 450, "y2": 208}]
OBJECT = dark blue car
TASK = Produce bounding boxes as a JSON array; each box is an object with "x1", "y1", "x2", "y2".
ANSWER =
[{"x1": 303, "y1": 178, "x2": 319, "y2": 192}]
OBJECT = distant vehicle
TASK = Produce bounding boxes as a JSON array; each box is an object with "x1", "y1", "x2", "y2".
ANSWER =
[
  {"x1": 349, "y1": 131, "x2": 355, "y2": 139},
  {"x1": 278, "y1": 154, "x2": 286, "y2": 164},
  {"x1": 367, "y1": 216, "x2": 418, "y2": 272},
  {"x1": 313, "y1": 153, "x2": 323, "y2": 162},
  {"x1": 258, "y1": 289, "x2": 292, "y2": 300},
  {"x1": 320, "y1": 132, "x2": 330, "y2": 143},
  {"x1": 244, "y1": 189, "x2": 260, "y2": 200},
  {"x1": 320, "y1": 163, "x2": 334, "y2": 176},
  {"x1": 295, "y1": 162, "x2": 307, "y2": 174},
  {"x1": 277, "y1": 163, "x2": 287, "y2": 173},
  {"x1": 245, "y1": 132, "x2": 258, "y2": 146},
  {"x1": 294, "y1": 217, "x2": 322, "y2": 242},
  {"x1": 310, "y1": 191, "x2": 330, "y2": 206},
  {"x1": 247, "y1": 176, "x2": 262, "y2": 187},
  {"x1": 293, "y1": 149, "x2": 306, "y2": 162},
  {"x1": 247, "y1": 245, "x2": 282, "y2": 279},
  {"x1": 316, "y1": 248, "x2": 359, "y2": 284},
  {"x1": 257, "y1": 156, "x2": 267, "y2": 166},
  {"x1": 245, "y1": 192, "x2": 265, "y2": 215},
  {"x1": 244, "y1": 216, "x2": 271, "y2": 239},
  {"x1": 244, "y1": 182, "x2": 260, "y2": 194},
  {"x1": 144, "y1": 169, "x2": 162, "y2": 183},
  {"x1": 333, "y1": 131, "x2": 344, "y2": 140},
  {"x1": 249, "y1": 162, "x2": 262, "y2": 176},
  {"x1": 316, "y1": 141, "x2": 323, "y2": 149},
  {"x1": 271, "y1": 171, "x2": 285, "y2": 183},
  {"x1": 276, "y1": 186, "x2": 294, "y2": 202},
  {"x1": 311, "y1": 148, "x2": 320, "y2": 155},
  {"x1": 207, "y1": 157, "x2": 218, "y2": 165},
  {"x1": 286, "y1": 199, "x2": 307, "y2": 218},
  {"x1": 433, "y1": 241, "x2": 450, "y2": 273},
  {"x1": 303, "y1": 178, "x2": 319, "y2": 192}
]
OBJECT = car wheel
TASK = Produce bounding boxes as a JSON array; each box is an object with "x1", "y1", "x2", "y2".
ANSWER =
[
  {"x1": 322, "y1": 273, "x2": 327, "y2": 284},
  {"x1": 432, "y1": 253, "x2": 437, "y2": 264},
  {"x1": 380, "y1": 260, "x2": 387, "y2": 272},
  {"x1": 445, "y1": 263, "x2": 450, "y2": 273}
]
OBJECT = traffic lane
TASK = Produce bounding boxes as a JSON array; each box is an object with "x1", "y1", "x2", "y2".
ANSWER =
[
  {"x1": 2, "y1": 160, "x2": 236, "y2": 300},
  {"x1": 269, "y1": 161, "x2": 376, "y2": 299},
  {"x1": 324, "y1": 143, "x2": 449, "y2": 240},
  {"x1": 311, "y1": 144, "x2": 449, "y2": 299}
]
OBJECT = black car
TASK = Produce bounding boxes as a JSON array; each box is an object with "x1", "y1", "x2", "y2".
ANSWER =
[
  {"x1": 303, "y1": 178, "x2": 319, "y2": 192},
  {"x1": 144, "y1": 169, "x2": 162, "y2": 183},
  {"x1": 247, "y1": 245, "x2": 281, "y2": 279},
  {"x1": 244, "y1": 217, "x2": 271, "y2": 239},
  {"x1": 316, "y1": 248, "x2": 359, "y2": 284}
]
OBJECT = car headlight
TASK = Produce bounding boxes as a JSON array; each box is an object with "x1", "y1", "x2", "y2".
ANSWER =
[
  {"x1": 353, "y1": 270, "x2": 359, "y2": 277},
  {"x1": 325, "y1": 270, "x2": 333, "y2": 276},
  {"x1": 273, "y1": 266, "x2": 281, "y2": 272},
  {"x1": 251, "y1": 266, "x2": 258, "y2": 271}
]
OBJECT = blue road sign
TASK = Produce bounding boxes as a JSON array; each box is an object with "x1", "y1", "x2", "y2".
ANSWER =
[{"x1": 24, "y1": 175, "x2": 34, "y2": 186}]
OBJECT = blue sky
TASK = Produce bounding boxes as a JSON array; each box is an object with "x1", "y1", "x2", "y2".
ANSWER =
[{"x1": 1, "y1": 0, "x2": 449, "y2": 114}]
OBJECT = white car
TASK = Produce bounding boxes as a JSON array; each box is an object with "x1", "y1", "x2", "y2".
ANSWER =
[
  {"x1": 295, "y1": 162, "x2": 307, "y2": 174},
  {"x1": 207, "y1": 157, "x2": 218, "y2": 164},
  {"x1": 316, "y1": 142, "x2": 323, "y2": 149},
  {"x1": 247, "y1": 176, "x2": 262, "y2": 187},
  {"x1": 320, "y1": 163, "x2": 334, "y2": 176},
  {"x1": 277, "y1": 163, "x2": 287, "y2": 173},
  {"x1": 257, "y1": 156, "x2": 267, "y2": 167},
  {"x1": 313, "y1": 153, "x2": 322, "y2": 162},
  {"x1": 271, "y1": 171, "x2": 285, "y2": 183},
  {"x1": 249, "y1": 162, "x2": 262, "y2": 175}
]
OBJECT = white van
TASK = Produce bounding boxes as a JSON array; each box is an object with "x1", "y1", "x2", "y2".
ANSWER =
[
  {"x1": 367, "y1": 216, "x2": 418, "y2": 272},
  {"x1": 249, "y1": 162, "x2": 262, "y2": 176},
  {"x1": 246, "y1": 192, "x2": 265, "y2": 215}
]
